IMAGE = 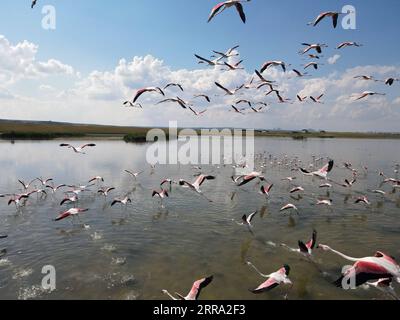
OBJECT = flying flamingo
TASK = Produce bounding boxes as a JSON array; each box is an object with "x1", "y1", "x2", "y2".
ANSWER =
[
  {"x1": 300, "y1": 160, "x2": 334, "y2": 179},
  {"x1": 304, "y1": 62, "x2": 323, "y2": 70},
  {"x1": 289, "y1": 186, "x2": 304, "y2": 194},
  {"x1": 37, "y1": 177, "x2": 53, "y2": 186},
  {"x1": 194, "y1": 54, "x2": 224, "y2": 66},
  {"x1": 212, "y1": 45, "x2": 240, "y2": 59},
  {"x1": 281, "y1": 230, "x2": 317, "y2": 257},
  {"x1": 355, "y1": 196, "x2": 371, "y2": 205},
  {"x1": 308, "y1": 12, "x2": 343, "y2": 28},
  {"x1": 215, "y1": 82, "x2": 244, "y2": 95},
  {"x1": 236, "y1": 99, "x2": 252, "y2": 107},
  {"x1": 164, "y1": 83, "x2": 184, "y2": 91},
  {"x1": 317, "y1": 199, "x2": 333, "y2": 206},
  {"x1": 353, "y1": 91, "x2": 386, "y2": 101},
  {"x1": 131, "y1": 87, "x2": 165, "y2": 103},
  {"x1": 54, "y1": 208, "x2": 89, "y2": 222},
  {"x1": 193, "y1": 94, "x2": 211, "y2": 103},
  {"x1": 247, "y1": 262, "x2": 293, "y2": 296},
  {"x1": 224, "y1": 60, "x2": 244, "y2": 71},
  {"x1": 162, "y1": 276, "x2": 214, "y2": 300},
  {"x1": 59, "y1": 143, "x2": 96, "y2": 154},
  {"x1": 230, "y1": 105, "x2": 244, "y2": 114},
  {"x1": 88, "y1": 176, "x2": 104, "y2": 183},
  {"x1": 336, "y1": 42, "x2": 363, "y2": 49},
  {"x1": 292, "y1": 69, "x2": 309, "y2": 78},
  {"x1": 310, "y1": 94, "x2": 324, "y2": 104},
  {"x1": 31, "y1": 0, "x2": 37, "y2": 9},
  {"x1": 98, "y1": 187, "x2": 115, "y2": 198},
  {"x1": 111, "y1": 196, "x2": 131, "y2": 207},
  {"x1": 152, "y1": 189, "x2": 169, "y2": 199},
  {"x1": 318, "y1": 244, "x2": 400, "y2": 287},
  {"x1": 300, "y1": 43, "x2": 327, "y2": 54},
  {"x1": 124, "y1": 170, "x2": 143, "y2": 180},
  {"x1": 383, "y1": 78, "x2": 400, "y2": 86},
  {"x1": 354, "y1": 75, "x2": 377, "y2": 81},
  {"x1": 234, "y1": 172, "x2": 265, "y2": 186},
  {"x1": 280, "y1": 204, "x2": 299, "y2": 213},
  {"x1": 179, "y1": 175, "x2": 216, "y2": 193},
  {"x1": 45, "y1": 184, "x2": 67, "y2": 193},
  {"x1": 297, "y1": 95, "x2": 308, "y2": 102},
  {"x1": 260, "y1": 61, "x2": 287, "y2": 73},
  {"x1": 157, "y1": 97, "x2": 188, "y2": 109},
  {"x1": 18, "y1": 179, "x2": 37, "y2": 190},
  {"x1": 234, "y1": 211, "x2": 258, "y2": 228},
  {"x1": 188, "y1": 106, "x2": 207, "y2": 116},
  {"x1": 207, "y1": 0, "x2": 251, "y2": 23},
  {"x1": 8, "y1": 192, "x2": 35, "y2": 207},
  {"x1": 123, "y1": 101, "x2": 143, "y2": 108},
  {"x1": 260, "y1": 184, "x2": 273, "y2": 197},
  {"x1": 60, "y1": 195, "x2": 78, "y2": 206}
]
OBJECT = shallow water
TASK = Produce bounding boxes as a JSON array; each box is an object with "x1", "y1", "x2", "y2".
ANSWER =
[{"x1": 0, "y1": 137, "x2": 399, "y2": 300}]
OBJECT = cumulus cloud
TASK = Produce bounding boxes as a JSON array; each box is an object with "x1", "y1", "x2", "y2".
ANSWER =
[
  {"x1": 0, "y1": 35, "x2": 75, "y2": 85},
  {"x1": 327, "y1": 54, "x2": 341, "y2": 65},
  {"x1": 1, "y1": 34, "x2": 400, "y2": 132}
]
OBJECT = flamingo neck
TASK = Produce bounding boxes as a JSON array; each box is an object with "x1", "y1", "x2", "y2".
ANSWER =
[
  {"x1": 163, "y1": 290, "x2": 177, "y2": 300},
  {"x1": 327, "y1": 247, "x2": 360, "y2": 262}
]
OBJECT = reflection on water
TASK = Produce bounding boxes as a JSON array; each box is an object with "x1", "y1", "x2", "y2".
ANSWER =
[{"x1": 0, "y1": 138, "x2": 399, "y2": 300}]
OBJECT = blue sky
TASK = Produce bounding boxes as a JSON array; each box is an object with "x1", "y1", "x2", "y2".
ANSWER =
[
  {"x1": 0, "y1": 0, "x2": 400, "y2": 131},
  {"x1": 1, "y1": 0, "x2": 399, "y2": 74}
]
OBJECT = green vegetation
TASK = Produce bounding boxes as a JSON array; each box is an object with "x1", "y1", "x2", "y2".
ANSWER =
[
  {"x1": 123, "y1": 133, "x2": 148, "y2": 143},
  {"x1": 0, "y1": 131, "x2": 85, "y2": 140},
  {"x1": 1, "y1": 119, "x2": 400, "y2": 141}
]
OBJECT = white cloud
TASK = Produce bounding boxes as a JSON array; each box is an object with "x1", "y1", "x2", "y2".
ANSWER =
[
  {"x1": 1, "y1": 34, "x2": 400, "y2": 132},
  {"x1": 0, "y1": 35, "x2": 75, "y2": 85},
  {"x1": 328, "y1": 54, "x2": 341, "y2": 65}
]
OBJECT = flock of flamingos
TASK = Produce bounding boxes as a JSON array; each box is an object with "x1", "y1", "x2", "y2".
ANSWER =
[{"x1": 3, "y1": 0, "x2": 398, "y2": 300}]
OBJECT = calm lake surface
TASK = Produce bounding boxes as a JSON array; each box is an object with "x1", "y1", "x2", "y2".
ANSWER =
[{"x1": 0, "y1": 137, "x2": 399, "y2": 300}]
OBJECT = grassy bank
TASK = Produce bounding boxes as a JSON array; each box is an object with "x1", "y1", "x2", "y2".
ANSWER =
[
  {"x1": 0, "y1": 131, "x2": 85, "y2": 140},
  {"x1": 1, "y1": 119, "x2": 400, "y2": 141}
]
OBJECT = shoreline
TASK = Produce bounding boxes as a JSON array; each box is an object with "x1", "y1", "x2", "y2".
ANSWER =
[{"x1": 1, "y1": 119, "x2": 400, "y2": 141}]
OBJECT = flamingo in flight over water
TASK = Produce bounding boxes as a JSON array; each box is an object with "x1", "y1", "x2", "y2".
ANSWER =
[
  {"x1": 54, "y1": 208, "x2": 89, "y2": 222},
  {"x1": 208, "y1": 1, "x2": 251, "y2": 24},
  {"x1": 247, "y1": 262, "x2": 293, "y2": 296},
  {"x1": 179, "y1": 175, "x2": 216, "y2": 194},
  {"x1": 59, "y1": 143, "x2": 96, "y2": 154},
  {"x1": 162, "y1": 276, "x2": 214, "y2": 300},
  {"x1": 281, "y1": 230, "x2": 317, "y2": 257},
  {"x1": 234, "y1": 211, "x2": 258, "y2": 228},
  {"x1": 300, "y1": 160, "x2": 334, "y2": 179},
  {"x1": 318, "y1": 244, "x2": 400, "y2": 288},
  {"x1": 111, "y1": 196, "x2": 131, "y2": 207}
]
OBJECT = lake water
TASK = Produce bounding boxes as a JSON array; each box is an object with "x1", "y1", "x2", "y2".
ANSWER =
[{"x1": 0, "y1": 137, "x2": 399, "y2": 300}]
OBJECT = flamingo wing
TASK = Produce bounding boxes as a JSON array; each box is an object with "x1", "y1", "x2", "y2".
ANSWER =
[
  {"x1": 186, "y1": 276, "x2": 214, "y2": 300},
  {"x1": 306, "y1": 230, "x2": 317, "y2": 250},
  {"x1": 251, "y1": 277, "x2": 279, "y2": 294},
  {"x1": 55, "y1": 211, "x2": 71, "y2": 221},
  {"x1": 313, "y1": 12, "x2": 329, "y2": 26},
  {"x1": 234, "y1": 3, "x2": 246, "y2": 23},
  {"x1": 133, "y1": 88, "x2": 149, "y2": 103},
  {"x1": 208, "y1": 2, "x2": 226, "y2": 22},
  {"x1": 334, "y1": 262, "x2": 393, "y2": 288},
  {"x1": 215, "y1": 82, "x2": 231, "y2": 94}
]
